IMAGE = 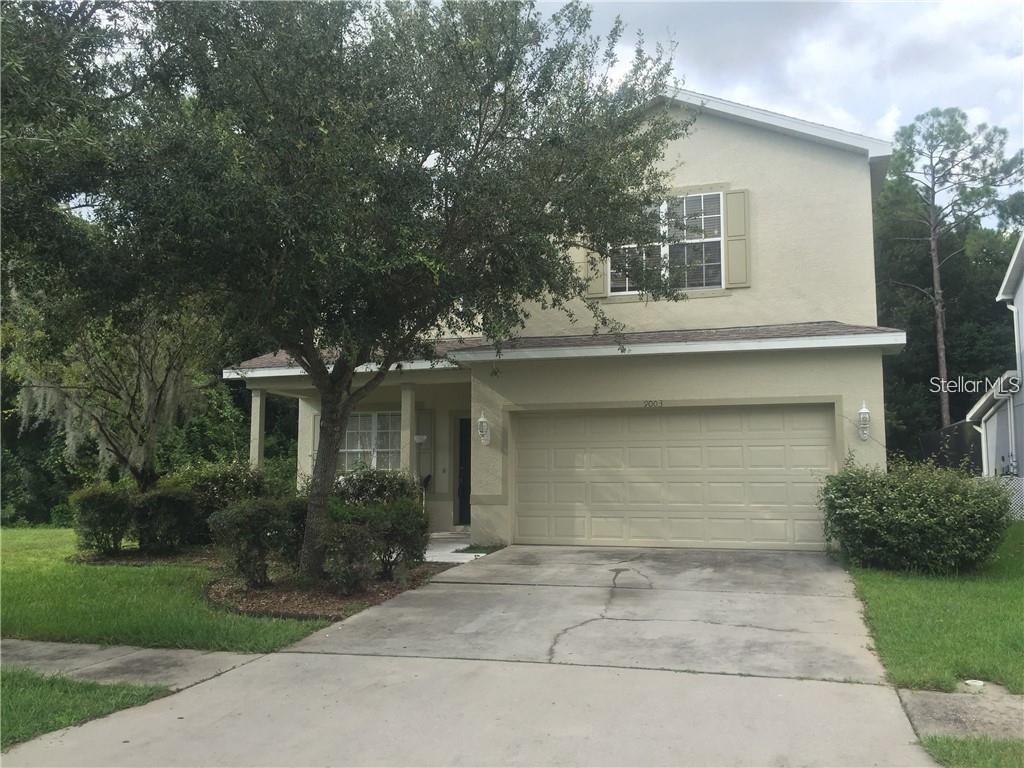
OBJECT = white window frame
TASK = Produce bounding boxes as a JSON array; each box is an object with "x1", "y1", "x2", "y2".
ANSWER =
[
  {"x1": 608, "y1": 191, "x2": 725, "y2": 294},
  {"x1": 338, "y1": 411, "x2": 401, "y2": 472}
]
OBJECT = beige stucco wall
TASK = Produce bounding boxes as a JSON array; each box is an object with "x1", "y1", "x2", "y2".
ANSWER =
[
  {"x1": 468, "y1": 347, "x2": 887, "y2": 545},
  {"x1": 521, "y1": 107, "x2": 878, "y2": 337}
]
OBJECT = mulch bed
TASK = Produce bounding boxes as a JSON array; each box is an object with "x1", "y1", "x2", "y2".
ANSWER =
[{"x1": 205, "y1": 561, "x2": 457, "y2": 621}]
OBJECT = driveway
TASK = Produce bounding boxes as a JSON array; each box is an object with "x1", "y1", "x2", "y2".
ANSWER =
[{"x1": 7, "y1": 547, "x2": 932, "y2": 767}]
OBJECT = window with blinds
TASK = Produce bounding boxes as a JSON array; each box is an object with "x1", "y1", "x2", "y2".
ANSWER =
[{"x1": 609, "y1": 192, "x2": 724, "y2": 293}]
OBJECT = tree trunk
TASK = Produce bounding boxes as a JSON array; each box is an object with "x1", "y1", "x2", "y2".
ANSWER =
[
  {"x1": 130, "y1": 464, "x2": 159, "y2": 492},
  {"x1": 299, "y1": 387, "x2": 350, "y2": 579},
  {"x1": 929, "y1": 228, "x2": 952, "y2": 428}
]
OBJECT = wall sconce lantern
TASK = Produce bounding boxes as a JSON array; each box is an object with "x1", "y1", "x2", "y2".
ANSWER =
[
  {"x1": 477, "y1": 412, "x2": 491, "y2": 446},
  {"x1": 857, "y1": 401, "x2": 871, "y2": 442}
]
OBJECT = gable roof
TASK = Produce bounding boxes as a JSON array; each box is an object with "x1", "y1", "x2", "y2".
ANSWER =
[
  {"x1": 666, "y1": 89, "x2": 892, "y2": 159},
  {"x1": 997, "y1": 233, "x2": 1024, "y2": 302}
]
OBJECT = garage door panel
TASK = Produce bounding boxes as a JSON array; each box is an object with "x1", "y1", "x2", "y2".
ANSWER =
[
  {"x1": 552, "y1": 482, "x2": 586, "y2": 504},
  {"x1": 747, "y1": 445, "x2": 787, "y2": 468},
  {"x1": 627, "y1": 447, "x2": 662, "y2": 468},
  {"x1": 591, "y1": 517, "x2": 624, "y2": 539},
  {"x1": 514, "y1": 404, "x2": 835, "y2": 550},
  {"x1": 552, "y1": 516, "x2": 586, "y2": 538},
  {"x1": 750, "y1": 519, "x2": 790, "y2": 543},
  {"x1": 666, "y1": 446, "x2": 703, "y2": 468},
  {"x1": 704, "y1": 410, "x2": 744, "y2": 433},
  {"x1": 627, "y1": 482, "x2": 663, "y2": 503},
  {"x1": 665, "y1": 482, "x2": 704, "y2": 504},
  {"x1": 553, "y1": 448, "x2": 585, "y2": 469},
  {"x1": 590, "y1": 448, "x2": 625, "y2": 469},
  {"x1": 706, "y1": 445, "x2": 745, "y2": 468}
]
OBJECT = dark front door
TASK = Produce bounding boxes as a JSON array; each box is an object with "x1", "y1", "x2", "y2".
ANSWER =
[{"x1": 456, "y1": 418, "x2": 472, "y2": 525}]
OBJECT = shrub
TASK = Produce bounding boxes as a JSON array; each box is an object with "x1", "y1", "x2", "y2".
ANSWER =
[
  {"x1": 330, "y1": 496, "x2": 429, "y2": 580},
  {"x1": 208, "y1": 498, "x2": 302, "y2": 588},
  {"x1": 821, "y1": 459, "x2": 1011, "y2": 573},
  {"x1": 272, "y1": 496, "x2": 310, "y2": 568},
  {"x1": 163, "y1": 462, "x2": 270, "y2": 544},
  {"x1": 71, "y1": 484, "x2": 133, "y2": 554},
  {"x1": 132, "y1": 484, "x2": 201, "y2": 554},
  {"x1": 322, "y1": 520, "x2": 377, "y2": 595},
  {"x1": 262, "y1": 455, "x2": 299, "y2": 499},
  {"x1": 50, "y1": 502, "x2": 75, "y2": 528},
  {"x1": 334, "y1": 467, "x2": 420, "y2": 506}
]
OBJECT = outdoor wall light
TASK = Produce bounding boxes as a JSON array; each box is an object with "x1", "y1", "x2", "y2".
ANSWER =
[
  {"x1": 477, "y1": 412, "x2": 491, "y2": 446},
  {"x1": 857, "y1": 401, "x2": 871, "y2": 442}
]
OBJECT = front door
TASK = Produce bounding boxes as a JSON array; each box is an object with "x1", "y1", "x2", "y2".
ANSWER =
[{"x1": 456, "y1": 418, "x2": 472, "y2": 525}]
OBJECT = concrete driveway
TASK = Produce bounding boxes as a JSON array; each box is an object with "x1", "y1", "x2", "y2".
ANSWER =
[{"x1": 7, "y1": 546, "x2": 932, "y2": 767}]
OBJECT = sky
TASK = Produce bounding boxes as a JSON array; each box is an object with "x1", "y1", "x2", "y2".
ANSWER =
[{"x1": 540, "y1": 0, "x2": 1024, "y2": 150}]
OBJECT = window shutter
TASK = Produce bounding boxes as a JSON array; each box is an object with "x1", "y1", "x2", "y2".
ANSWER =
[
  {"x1": 724, "y1": 190, "x2": 750, "y2": 288},
  {"x1": 585, "y1": 254, "x2": 608, "y2": 297}
]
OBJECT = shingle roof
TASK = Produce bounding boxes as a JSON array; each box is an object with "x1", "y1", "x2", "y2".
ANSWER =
[
  {"x1": 233, "y1": 337, "x2": 484, "y2": 370},
  {"x1": 231, "y1": 321, "x2": 901, "y2": 371}
]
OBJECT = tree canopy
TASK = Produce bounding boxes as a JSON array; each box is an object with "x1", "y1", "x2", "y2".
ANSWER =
[{"x1": 42, "y1": 0, "x2": 686, "y2": 573}]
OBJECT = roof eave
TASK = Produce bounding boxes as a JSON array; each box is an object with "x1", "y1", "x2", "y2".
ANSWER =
[
  {"x1": 451, "y1": 331, "x2": 907, "y2": 363},
  {"x1": 996, "y1": 234, "x2": 1024, "y2": 302},
  {"x1": 664, "y1": 89, "x2": 892, "y2": 159}
]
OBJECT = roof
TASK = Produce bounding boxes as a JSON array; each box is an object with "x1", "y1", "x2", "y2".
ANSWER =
[
  {"x1": 966, "y1": 370, "x2": 1020, "y2": 422},
  {"x1": 225, "y1": 321, "x2": 905, "y2": 379},
  {"x1": 996, "y1": 233, "x2": 1024, "y2": 302},
  {"x1": 231, "y1": 338, "x2": 478, "y2": 371},
  {"x1": 452, "y1": 321, "x2": 905, "y2": 361},
  {"x1": 666, "y1": 89, "x2": 892, "y2": 159}
]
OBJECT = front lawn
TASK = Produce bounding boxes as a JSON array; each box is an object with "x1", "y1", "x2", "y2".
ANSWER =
[
  {"x1": 1, "y1": 666, "x2": 166, "y2": 750},
  {"x1": 1, "y1": 529, "x2": 327, "y2": 652},
  {"x1": 922, "y1": 736, "x2": 1024, "y2": 768},
  {"x1": 851, "y1": 521, "x2": 1024, "y2": 693}
]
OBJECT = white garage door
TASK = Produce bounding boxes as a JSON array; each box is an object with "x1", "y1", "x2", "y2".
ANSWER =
[{"x1": 513, "y1": 404, "x2": 836, "y2": 550}]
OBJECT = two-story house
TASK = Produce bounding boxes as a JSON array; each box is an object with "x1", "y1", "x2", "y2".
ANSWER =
[
  {"x1": 967, "y1": 234, "x2": 1024, "y2": 483},
  {"x1": 225, "y1": 90, "x2": 905, "y2": 551}
]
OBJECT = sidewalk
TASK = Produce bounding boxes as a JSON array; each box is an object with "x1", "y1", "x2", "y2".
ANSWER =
[{"x1": 1, "y1": 639, "x2": 259, "y2": 691}]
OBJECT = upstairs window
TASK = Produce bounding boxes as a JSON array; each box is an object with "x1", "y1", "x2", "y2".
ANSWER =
[{"x1": 609, "y1": 192, "x2": 723, "y2": 293}]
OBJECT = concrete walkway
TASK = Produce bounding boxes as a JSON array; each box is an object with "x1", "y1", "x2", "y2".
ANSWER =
[
  {"x1": 5, "y1": 546, "x2": 934, "y2": 767},
  {"x1": 424, "y1": 531, "x2": 483, "y2": 563},
  {"x1": 2, "y1": 639, "x2": 259, "y2": 691}
]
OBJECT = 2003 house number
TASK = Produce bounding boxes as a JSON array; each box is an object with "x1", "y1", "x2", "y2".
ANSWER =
[{"x1": 642, "y1": 400, "x2": 664, "y2": 408}]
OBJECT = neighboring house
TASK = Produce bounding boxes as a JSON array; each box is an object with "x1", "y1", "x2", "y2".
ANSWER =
[
  {"x1": 967, "y1": 234, "x2": 1024, "y2": 480},
  {"x1": 224, "y1": 90, "x2": 905, "y2": 551}
]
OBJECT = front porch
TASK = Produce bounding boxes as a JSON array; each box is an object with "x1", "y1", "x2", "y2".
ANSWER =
[{"x1": 238, "y1": 365, "x2": 474, "y2": 534}]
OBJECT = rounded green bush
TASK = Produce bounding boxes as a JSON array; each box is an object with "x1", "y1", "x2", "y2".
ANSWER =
[
  {"x1": 209, "y1": 497, "x2": 304, "y2": 588},
  {"x1": 71, "y1": 484, "x2": 133, "y2": 554},
  {"x1": 820, "y1": 459, "x2": 1011, "y2": 573}
]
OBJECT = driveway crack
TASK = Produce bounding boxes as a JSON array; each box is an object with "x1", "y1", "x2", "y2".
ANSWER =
[
  {"x1": 610, "y1": 567, "x2": 653, "y2": 589},
  {"x1": 547, "y1": 617, "x2": 603, "y2": 662}
]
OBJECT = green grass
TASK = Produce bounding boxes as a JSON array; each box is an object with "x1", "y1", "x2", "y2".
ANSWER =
[
  {"x1": 922, "y1": 736, "x2": 1024, "y2": 768},
  {"x1": 1, "y1": 529, "x2": 327, "y2": 652},
  {"x1": 851, "y1": 522, "x2": 1024, "y2": 693},
  {"x1": 1, "y1": 666, "x2": 166, "y2": 750},
  {"x1": 454, "y1": 544, "x2": 505, "y2": 554}
]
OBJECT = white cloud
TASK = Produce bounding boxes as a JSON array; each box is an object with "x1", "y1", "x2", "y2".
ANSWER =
[
  {"x1": 573, "y1": 0, "x2": 1023, "y2": 148},
  {"x1": 875, "y1": 106, "x2": 902, "y2": 140}
]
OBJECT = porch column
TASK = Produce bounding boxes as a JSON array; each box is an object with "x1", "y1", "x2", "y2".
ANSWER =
[
  {"x1": 400, "y1": 383, "x2": 416, "y2": 475},
  {"x1": 249, "y1": 389, "x2": 266, "y2": 468}
]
